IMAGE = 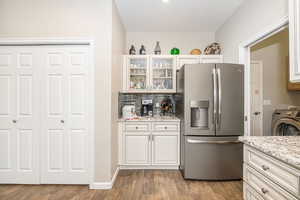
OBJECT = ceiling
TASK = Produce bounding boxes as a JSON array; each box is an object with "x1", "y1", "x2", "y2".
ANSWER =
[{"x1": 115, "y1": 0, "x2": 245, "y2": 32}]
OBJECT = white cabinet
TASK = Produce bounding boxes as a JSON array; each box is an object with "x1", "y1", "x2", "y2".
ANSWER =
[
  {"x1": 243, "y1": 145, "x2": 300, "y2": 200},
  {"x1": 119, "y1": 121, "x2": 180, "y2": 168},
  {"x1": 176, "y1": 55, "x2": 223, "y2": 70},
  {"x1": 289, "y1": 0, "x2": 300, "y2": 82},
  {"x1": 122, "y1": 55, "x2": 177, "y2": 93},
  {"x1": 152, "y1": 134, "x2": 179, "y2": 165},
  {"x1": 176, "y1": 55, "x2": 200, "y2": 70},
  {"x1": 122, "y1": 55, "x2": 223, "y2": 93},
  {"x1": 124, "y1": 135, "x2": 150, "y2": 165},
  {"x1": 200, "y1": 55, "x2": 223, "y2": 63}
]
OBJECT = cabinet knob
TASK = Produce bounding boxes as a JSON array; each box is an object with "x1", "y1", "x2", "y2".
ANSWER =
[
  {"x1": 164, "y1": 126, "x2": 167, "y2": 130},
  {"x1": 261, "y1": 165, "x2": 269, "y2": 171},
  {"x1": 261, "y1": 188, "x2": 268, "y2": 194},
  {"x1": 12, "y1": 120, "x2": 17, "y2": 123},
  {"x1": 61, "y1": 120, "x2": 65, "y2": 123}
]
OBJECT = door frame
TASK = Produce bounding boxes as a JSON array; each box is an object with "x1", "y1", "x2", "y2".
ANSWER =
[
  {"x1": 250, "y1": 60, "x2": 264, "y2": 136},
  {"x1": 0, "y1": 38, "x2": 95, "y2": 186},
  {"x1": 238, "y1": 16, "x2": 289, "y2": 136}
]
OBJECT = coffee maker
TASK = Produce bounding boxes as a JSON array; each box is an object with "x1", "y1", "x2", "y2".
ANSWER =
[{"x1": 141, "y1": 99, "x2": 153, "y2": 117}]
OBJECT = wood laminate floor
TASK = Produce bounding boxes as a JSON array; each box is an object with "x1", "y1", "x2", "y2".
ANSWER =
[{"x1": 0, "y1": 170, "x2": 243, "y2": 200}]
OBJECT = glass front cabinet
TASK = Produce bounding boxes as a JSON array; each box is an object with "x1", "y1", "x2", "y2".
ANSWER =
[{"x1": 123, "y1": 55, "x2": 177, "y2": 93}]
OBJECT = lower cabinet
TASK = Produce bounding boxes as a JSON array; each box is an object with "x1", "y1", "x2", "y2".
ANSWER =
[
  {"x1": 124, "y1": 134, "x2": 151, "y2": 165},
  {"x1": 152, "y1": 134, "x2": 179, "y2": 165},
  {"x1": 243, "y1": 145, "x2": 300, "y2": 200},
  {"x1": 119, "y1": 121, "x2": 180, "y2": 168}
]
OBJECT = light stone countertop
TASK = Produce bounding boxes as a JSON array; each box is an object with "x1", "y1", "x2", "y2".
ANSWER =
[
  {"x1": 239, "y1": 136, "x2": 300, "y2": 170},
  {"x1": 118, "y1": 116, "x2": 180, "y2": 122}
]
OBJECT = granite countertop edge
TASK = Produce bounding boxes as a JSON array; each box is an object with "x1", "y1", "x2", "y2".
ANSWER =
[
  {"x1": 239, "y1": 136, "x2": 300, "y2": 170},
  {"x1": 118, "y1": 116, "x2": 180, "y2": 122}
]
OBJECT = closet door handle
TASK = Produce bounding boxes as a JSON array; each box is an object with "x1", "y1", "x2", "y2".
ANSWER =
[
  {"x1": 12, "y1": 120, "x2": 17, "y2": 123},
  {"x1": 60, "y1": 120, "x2": 65, "y2": 123}
]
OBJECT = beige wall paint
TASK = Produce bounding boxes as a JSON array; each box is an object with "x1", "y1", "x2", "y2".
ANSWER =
[
  {"x1": 111, "y1": 1, "x2": 126, "y2": 178},
  {"x1": 216, "y1": 0, "x2": 288, "y2": 63},
  {"x1": 0, "y1": 0, "x2": 125, "y2": 182},
  {"x1": 251, "y1": 29, "x2": 300, "y2": 136},
  {"x1": 126, "y1": 32, "x2": 215, "y2": 55}
]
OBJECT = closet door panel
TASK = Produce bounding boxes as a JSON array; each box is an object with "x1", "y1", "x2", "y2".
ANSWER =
[
  {"x1": 41, "y1": 46, "x2": 90, "y2": 184},
  {"x1": 15, "y1": 48, "x2": 40, "y2": 183},
  {"x1": 0, "y1": 47, "x2": 39, "y2": 184}
]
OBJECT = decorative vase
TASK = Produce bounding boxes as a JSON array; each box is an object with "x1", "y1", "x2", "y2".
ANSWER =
[{"x1": 154, "y1": 41, "x2": 161, "y2": 55}]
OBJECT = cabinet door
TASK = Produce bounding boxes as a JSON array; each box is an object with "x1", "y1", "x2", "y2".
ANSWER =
[
  {"x1": 152, "y1": 134, "x2": 179, "y2": 165},
  {"x1": 124, "y1": 135, "x2": 151, "y2": 165},
  {"x1": 289, "y1": 0, "x2": 300, "y2": 82},
  {"x1": 125, "y1": 55, "x2": 149, "y2": 92},
  {"x1": 150, "y1": 56, "x2": 176, "y2": 93},
  {"x1": 177, "y1": 56, "x2": 200, "y2": 70},
  {"x1": 200, "y1": 55, "x2": 223, "y2": 63},
  {"x1": 0, "y1": 47, "x2": 40, "y2": 184}
]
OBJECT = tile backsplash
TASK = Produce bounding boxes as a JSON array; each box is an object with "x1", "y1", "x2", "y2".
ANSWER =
[{"x1": 119, "y1": 93, "x2": 176, "y2": 118}]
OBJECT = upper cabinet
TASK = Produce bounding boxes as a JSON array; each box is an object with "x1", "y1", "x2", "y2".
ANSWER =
[
  {"x1": 122, "y1": 55, "x2": 223, "y2": 93},
  {"x1": 122, "y1": 55, "x2": 176, "y2": 93},
  {"x1": 289, "y1": 0, "x2": 300, "y2": 82},
  {"x1": 176, "y1": 55, "x2": 223, "y2": 70}
]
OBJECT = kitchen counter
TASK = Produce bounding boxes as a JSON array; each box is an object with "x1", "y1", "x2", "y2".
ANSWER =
[
  {"x1": 118, "y1": 116, "x2": 180, "y2": 122},
  {"x1": 239, "y1": 136, "x2": 300, "y2": 170}
]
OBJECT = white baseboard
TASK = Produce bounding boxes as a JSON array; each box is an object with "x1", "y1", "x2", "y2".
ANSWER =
[
  {"x1": 119, "y1": 165, "x2": 179, "y2": 170},
  {"x1": 89, "y1": 167, "x2": 120, "y2": 190}
]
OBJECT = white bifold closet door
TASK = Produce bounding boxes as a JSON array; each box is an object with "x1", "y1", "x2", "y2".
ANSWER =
[
  {"x1": 40, "y1": 46, "x2": 90, "y2": 184},
  {"x1": 0, "y1": 45, "x2": 90, "y2": 184},
  {"x1": 0, "y1": 47, "x2": 40, "y2": 184}
]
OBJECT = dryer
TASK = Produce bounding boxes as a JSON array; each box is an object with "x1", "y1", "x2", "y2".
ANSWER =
[{"x1": 271, "y1": 108, "x2": 300, "y2": 136}]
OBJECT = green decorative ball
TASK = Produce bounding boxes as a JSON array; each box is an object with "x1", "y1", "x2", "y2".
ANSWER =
[{"x1": 170, "y1": 48, "x2": 180, "y2": 55}]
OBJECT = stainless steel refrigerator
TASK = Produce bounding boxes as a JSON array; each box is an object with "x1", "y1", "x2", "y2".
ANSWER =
[{"x1": 176, "y1": 63, "x2": 244, "y2": 180}]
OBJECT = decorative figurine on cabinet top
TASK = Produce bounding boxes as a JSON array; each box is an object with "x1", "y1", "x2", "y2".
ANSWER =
[
  {"x1": 139, "y1": 45, "x2": 146, "y2": 55},
  {"x1": 129, "y1": 45, "x2": 136, "y2": 55},
  {"x1": 190, "y1": 49, "x2": 202, "y2": 55},
  {"x1": 170, "y1": 47, "x2": 180, "y2": 55},
  {"x1": 203, "y1": 42, "x2": 221, "y2": 55}
]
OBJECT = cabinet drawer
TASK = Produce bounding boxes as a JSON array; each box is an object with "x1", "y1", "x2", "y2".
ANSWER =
[
  {"x1": 244, "y1": 146, "x2": 300, "y2": 196},
  {"x1": 244, "y1": 182, "x2": 264, "y2": 200},
  {"x1": 124, "y1": 123, "x2": 150, "y2": 132},
  {"x1": 244, "y1": 165, "x2": 298, "y2": 200},
  {"x1": 152, "y1": 122, "x2": 179, "y2": 131}
]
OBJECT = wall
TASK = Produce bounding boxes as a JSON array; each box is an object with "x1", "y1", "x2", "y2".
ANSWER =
[
  {"x1": 216, "y1": 0, "x2": 288, "y2": 63},
  {"x1": 251, "y1": 29, "x2": 300, "y2": 135},
  {"x1": 111, "y1": 1, "x2": 126, "y2": 178},
  {"x1": 126, "y1": 32, "x2": 215, "y2": 55},
  {"x1": 0, "y1": 0, "x2": 121, "y2": 182}
]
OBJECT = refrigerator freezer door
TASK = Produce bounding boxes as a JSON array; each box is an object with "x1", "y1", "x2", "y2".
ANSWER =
[
  {"x1": 216, "y1": 64, "x2": 244, "y2": 136},
  {"x1": 181, "y1": 136, "x2": 243, "y2": 180},
  {"x1": 184, "y1": 64, "x2": 216, "y2": 136}
]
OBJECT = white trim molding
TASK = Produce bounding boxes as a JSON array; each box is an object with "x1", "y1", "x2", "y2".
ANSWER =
[
  {"x1": 89, "y1": 167, "x2": 120, "y2": 190},
  {"x1": 238, "y1": 16, "x2": 289, "y2": 136}
]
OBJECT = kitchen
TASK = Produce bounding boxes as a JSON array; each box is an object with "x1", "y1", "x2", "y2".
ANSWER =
[{"x1": 0, "y1": 0, "x2": 299, "y2": 200}]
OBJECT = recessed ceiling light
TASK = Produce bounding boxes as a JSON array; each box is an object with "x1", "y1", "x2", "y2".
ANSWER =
[{"x1": 162, "y1": 0, "x2": 169, "y2": 3}]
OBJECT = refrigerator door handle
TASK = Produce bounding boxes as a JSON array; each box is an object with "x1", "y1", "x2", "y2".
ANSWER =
[
  {"x1": 217, "y1": 67, "x2": 222, "y2": 130},
  {"x1": 187, "y1": 139, "x2": 241, "y2": 144},
  {"x1": 213, "y1": 68, "x2": 217, "y2": 125}
]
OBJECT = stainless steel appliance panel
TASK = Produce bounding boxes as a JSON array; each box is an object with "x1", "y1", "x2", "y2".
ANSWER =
[
  {"x1": 182, "y1": 136, "x2": 243, "y2": 180},
  {"x1": 216, "y1": 64, "x2": 244, "y2": 136},
  {"x1": 184, "y1": 64, "x2": 216, "y2": 136}
]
